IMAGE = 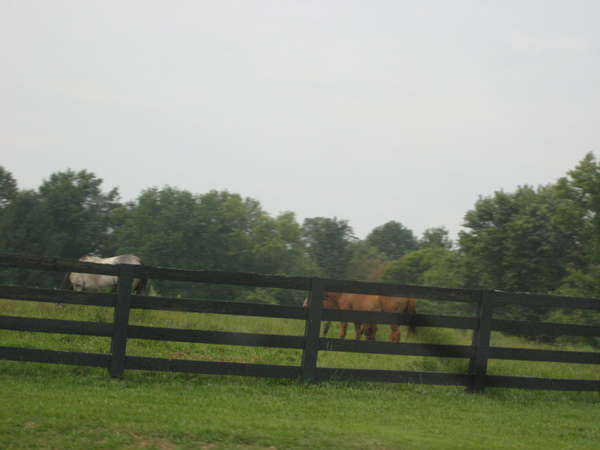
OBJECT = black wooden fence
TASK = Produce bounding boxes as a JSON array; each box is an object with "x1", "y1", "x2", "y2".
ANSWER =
[{"x1": 0, "y1": 253, "x2": 598, "y2": 393}]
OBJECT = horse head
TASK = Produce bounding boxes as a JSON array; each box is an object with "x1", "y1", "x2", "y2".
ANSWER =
[
  {"x1": 59, "y1": 272, "x2": 73, "y2": 290},
  {"x1": 362, "y1": 324, "x2": 378, "y2": 340}
]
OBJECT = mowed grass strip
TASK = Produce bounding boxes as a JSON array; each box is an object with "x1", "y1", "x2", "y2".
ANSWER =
[{"x1": 1, "y1": 364, "x2": 598, "y2": 449}]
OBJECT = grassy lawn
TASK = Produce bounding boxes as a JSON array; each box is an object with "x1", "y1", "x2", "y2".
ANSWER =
[{"x1": 1, "y1": 364, "x2": 599, "y2": 449}]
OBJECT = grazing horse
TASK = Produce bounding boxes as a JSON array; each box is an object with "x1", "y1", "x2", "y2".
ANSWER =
[
  {"x1": 305, "y1": 292, "x2": 417, "y2": 342},
  {"x1": 59, "y1": 254, "x2": 147, "y2": 295}
]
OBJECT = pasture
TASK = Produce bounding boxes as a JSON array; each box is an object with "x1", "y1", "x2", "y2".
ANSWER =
[
  {"x1": 1, "y1": 253, "x2": 598, "y2": 448},
  {"x1": 1, "y1": 298, "x2": 599, "y2": 449}
]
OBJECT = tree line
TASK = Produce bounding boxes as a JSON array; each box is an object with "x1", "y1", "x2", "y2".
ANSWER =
[{"x1": 0, "y1": 154, "x2": 598, "y2": 342}]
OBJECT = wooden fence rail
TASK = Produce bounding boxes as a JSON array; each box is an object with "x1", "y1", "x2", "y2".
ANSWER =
[{"x1": 0, "y1": 252, "x2": 598, "y2": 393}]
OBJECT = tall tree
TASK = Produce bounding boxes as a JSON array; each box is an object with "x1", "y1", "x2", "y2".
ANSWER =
[
  {"x1": 195, "y1": 190, "x2": 263, "y2": 273},
  {"x1": 553, "y1": 152, "x2": 600, "y2": 297},
  {"x1": 0, "y1": 167, "x2": 18, "y2": 208},
  {"x1": 458, "y1": 184, "x2": 577, "y2": 293},
  {"x1": 251, "y1": 211, "x2": 310, "y2": 276},
  {"x1": 114, "y1": 186, "x2": 201, "y2": 269},
  {"x1": 365, "y1": 221, "x2": 418, "y2": 260},
  {"x1": 38, "y1": 170, "x2": 121, "y2": 258},
  {"x1": 0, "y1": 189, "x2": 56, "y2": 287},
  {"x1": 0, "y1": 190, "x2": 52, "y2": 256},
  {"x1": 419, "y1": 227, "x2": 453, "y2": 250},
  {"x1": 303, "y1": 217, "x2": 355, "y2": 278}
]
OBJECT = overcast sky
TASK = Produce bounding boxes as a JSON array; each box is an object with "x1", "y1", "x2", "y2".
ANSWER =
[{"x1": 1, "y1": 1, "x2": 598, "y2": 240}]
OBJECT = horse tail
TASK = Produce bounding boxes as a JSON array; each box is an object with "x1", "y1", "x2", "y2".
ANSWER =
[
  {"x1": 59, "y1": 273, "x2": 72, "y2": 290},
  {"x1": 406, "y1": 298, "x2": 418, "y2": 342}
]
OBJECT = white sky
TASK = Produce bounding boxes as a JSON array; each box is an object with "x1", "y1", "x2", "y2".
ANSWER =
[{"x1": 1, "y1": 1, "x2": 599, "y2": 240}]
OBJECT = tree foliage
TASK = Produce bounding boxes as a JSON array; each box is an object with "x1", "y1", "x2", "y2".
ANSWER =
[
  {"x1": 0, "y1": 153, "x2": 598, "y2": 311},
  {"x1": 365, "y1": 221, "x2": 418, "y2": 260},
  {"x1": 419, "y1": 227, "x2": 453, "y2": 250},
  {"x1": 458, "y1": 184, "x2": 579, "y2": 293},
  {"x1": 552, "y1": 153, "x2": 600, "y2": 296},
  {"x1": 302, "y1": 217, "x2": 355, "y2": 278},
  {"x1": 381, "y1": 247, "x2": 463, "y2": 288},
  {"x1": 37, "y1": 170, "x2": 121, "y2": 258},
  {"x1": 0, "y1": 167, "x2": 18, "y2": 208},
  {"x1": 104, "y1": 187, "x2": 312, "y2": 299}
]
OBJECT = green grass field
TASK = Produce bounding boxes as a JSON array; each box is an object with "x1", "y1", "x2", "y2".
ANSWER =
[{"x1": 1, "y1": 299, "x2": 599, "y2": 448}]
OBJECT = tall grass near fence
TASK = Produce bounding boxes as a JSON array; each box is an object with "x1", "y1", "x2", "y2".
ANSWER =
[{"x1": 1, "y1": 298, "x2": 597, "y2": 382}]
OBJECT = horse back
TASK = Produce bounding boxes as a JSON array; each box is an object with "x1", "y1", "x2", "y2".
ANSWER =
[
  {"x1": 105, "y1": 254, "x2": 143, "y2": 265},
  {"x1": 343, "y1": 294, "x2": 382, "y2": 311},
  {"x1": 322, "y1": 292, "x2": 417, "y2": 314},
  {"x1": 379, "y1": 296, "x2": 415, "y2": 313}
]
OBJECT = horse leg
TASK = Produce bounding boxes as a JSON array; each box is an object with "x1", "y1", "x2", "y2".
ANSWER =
[
  {"x1": 354, "y1": 322, "x2": 363, "y2": 340},
  {"x1": 323, "y1": 321, "x2": 331, "y2": 337},
  {"x1": 389, "y1": 325, "x2": 400, "y2": 342},
  {"x1": 340, "y1": 322, "x2": 348, "y2": 339}
]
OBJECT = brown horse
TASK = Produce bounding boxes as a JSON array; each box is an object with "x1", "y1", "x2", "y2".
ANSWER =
[{"x1": 320, "y1": 292, "x2": 417, "y2": 342}]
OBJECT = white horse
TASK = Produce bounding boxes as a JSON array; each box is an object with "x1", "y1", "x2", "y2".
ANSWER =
[{"x1": 59, "y1": 254, "x2": 147, "y2": 294}]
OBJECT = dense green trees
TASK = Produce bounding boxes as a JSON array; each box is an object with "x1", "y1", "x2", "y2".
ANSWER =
[
  {"x1": 0, "y1": 169, "x2": 121, "y2": 287},
  {"x1": 457, "y1": 153, "x2": 600, "y2": 298},
  {"x1": 302, "y1": 217, "x2": 355, "y2": 279},
  {"x1": 458, "y1": 185, "x2": 575, "y2": 293},
  {"x1": 382, "y1": 246, "x2": 463, "y2": 288},
  {"x1": 38, "y1": 170, "x2": 122, "y2": 259},
  {"x1": 110, "y1": 187, "x2": 311, "y2": 299},
  {"x1": 365, "y1": 221, "x2": 418, "y2": 260},
  {"x1": 1, "y1": 153, "x2": 599, "y2": 307},
  {"x1": 0, "y1": 167, "x2": 18, "y2": 208},
  {"x1": 553, "y1": 153, "x2": 600, "y2": 297}
]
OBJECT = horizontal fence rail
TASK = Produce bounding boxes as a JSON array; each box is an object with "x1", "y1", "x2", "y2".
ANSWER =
[{"x1": 0, "y1": 252, "x2": 599, "y2": 393}]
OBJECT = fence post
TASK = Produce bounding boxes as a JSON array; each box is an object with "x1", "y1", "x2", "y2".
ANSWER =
[
  {"x1": 109, "y1": 264, "x2": 134, "y2": 378},
  {"x1": 301, "y1": 277, "x2": 325, "y2": 383},
  {"x1": 467, "y1": 290, "x2": 494, "y2": 393}
]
